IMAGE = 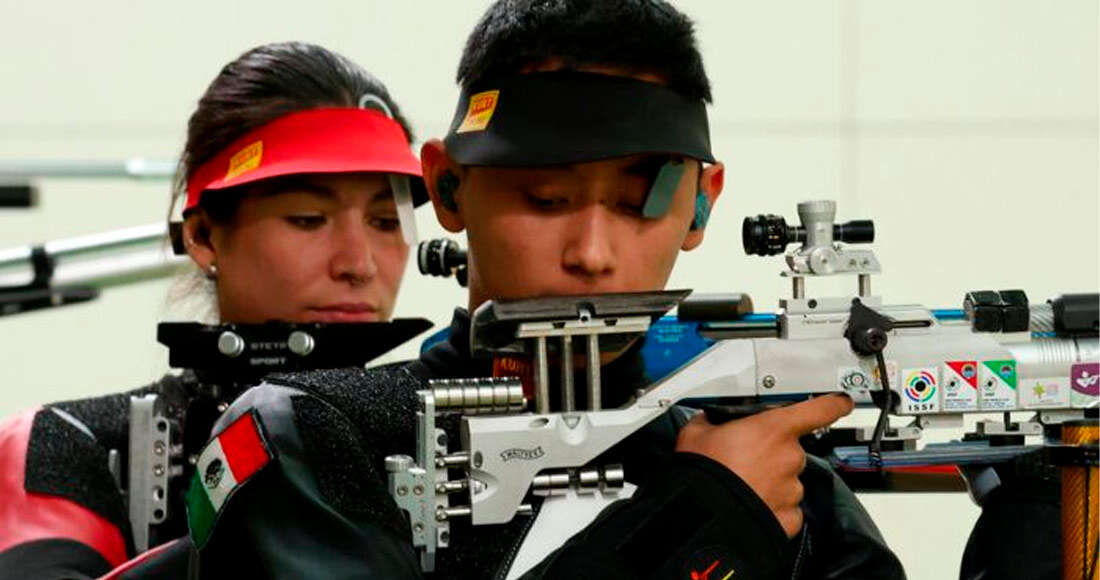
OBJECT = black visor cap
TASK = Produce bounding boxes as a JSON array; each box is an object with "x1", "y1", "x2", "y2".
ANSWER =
[{"x1": 444, "y1": 72, "x2": 715, "y2": 167}]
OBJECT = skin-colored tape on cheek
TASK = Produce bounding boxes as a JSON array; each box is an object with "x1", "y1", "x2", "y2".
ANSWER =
[
  {"x1": 390, "y1": 175, "x2": 418, "y2": 245},
  {"x1": 641, "y1": 159, "x2": 686, "y2": 219}
]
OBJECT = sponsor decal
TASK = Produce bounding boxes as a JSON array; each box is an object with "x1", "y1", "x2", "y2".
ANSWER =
[
  {"x1": 683, "y1": 547, "x2": 737, "y2": 580},
  {"x1": 691, "y1": 559, "x2": 733, "y2": 580},
  {"x1": 1019, "y1": 377, "x2": 1069, "y2": 409},
  {"x1": 456, "y1": 90, "x2": 500, "y2": 133},
  {"x1": 1071, "y1": 362, "x2": 1099, "y2": 396},
  {"x1": 225, "y1": 140, "x2": 263, "y2": 180},
  {"x1": 500, "y1": 446, "x2": 545, "y2": 462},
  {"x1": 979, "y1": 360, "x2": 1018, "y2": 410},
  {"x1": 942, "y1": 360, "x2": 979, "y2": 411}
]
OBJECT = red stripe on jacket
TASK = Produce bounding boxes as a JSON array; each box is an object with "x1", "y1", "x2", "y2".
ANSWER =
[
  {"x1": 0, "y1": 407, "x2": 129, "y2": 567},
  {"x1": 97, "y1": 538, "x2": 182, "y2": 579}
]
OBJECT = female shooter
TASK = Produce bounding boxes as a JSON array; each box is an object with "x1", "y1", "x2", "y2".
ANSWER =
[{"x1": 0, "y1": 41, "x2": 426, "y2": 580}]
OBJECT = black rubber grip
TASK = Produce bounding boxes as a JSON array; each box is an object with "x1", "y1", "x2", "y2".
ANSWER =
[
  {"x1": 678, "y1": 293, "x2": 754, "y2": 321},
  {"x1": 0, "y1": 184, "x2": 36, "y2": 208}
]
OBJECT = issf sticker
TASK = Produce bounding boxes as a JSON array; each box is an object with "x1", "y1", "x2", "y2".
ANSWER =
[
  {"x1": 900, "y1": 367, "x2": 940, "y2": 414},
  {"x1": 1070, "y1": 362, "x2": 1100, "y2": 408},
  {"x1": 942, "y1": 361, "x2": 979, "y2": 411},
  {"x1": 1019, "y1": 377, "x2": 1069, "y2": 409},
  {"x1": 979, "y1": 360, "x2": 1017, "y2": 411}
]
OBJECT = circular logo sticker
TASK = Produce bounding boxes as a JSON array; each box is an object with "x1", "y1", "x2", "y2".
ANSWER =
[
  {"x1": 840, "y1": 370, "x2": 870, "y2": 392},
  {"x1": 905, "y1": 370, "x2": 937, "y2": 403}
]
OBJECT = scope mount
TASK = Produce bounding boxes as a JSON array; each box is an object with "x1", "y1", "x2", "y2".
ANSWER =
[{"x1": 744, "y1": 200, "x2": 880, "y2": 315}]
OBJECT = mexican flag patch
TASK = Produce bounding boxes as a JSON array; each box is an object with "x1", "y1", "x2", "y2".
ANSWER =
[{"x1": 186, "y1": 411, "x2": 272, "y2": 548}]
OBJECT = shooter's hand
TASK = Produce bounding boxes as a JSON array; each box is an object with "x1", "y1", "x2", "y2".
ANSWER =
[{"x1": 674, "y1": 394, "x2": 854, "y2": 538}]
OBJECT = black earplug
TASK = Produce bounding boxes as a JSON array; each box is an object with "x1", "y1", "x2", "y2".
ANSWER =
[{"x1": 437, "y1": 171, "x2": 460, "y2": 211}]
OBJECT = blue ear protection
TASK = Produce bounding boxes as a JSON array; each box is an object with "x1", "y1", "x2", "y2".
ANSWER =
[
  {"x1": 437, "y1": 171, "x2": 460, "y2": 211},
  {"x1": 691, "y1": 188, "x2": 711, "y2": 231}
]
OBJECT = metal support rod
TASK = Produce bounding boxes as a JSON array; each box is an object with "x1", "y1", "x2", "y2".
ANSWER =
[
  {"x1": 0, "y1": 223, "x2": 170, "y2": 270},
  {"x1": 0, "y1": 158, "x2": 176, "y2": 180},
  {"x1": 561, "y1": 335, "x2": 575, "y2": 412},
  {"x1": 0, "y1": 223, "x2": 186, "y2": 291},
  {"x1": 534, "y1": 336, "x2": 550, "y2": 414},
  {"x1": 436, "y1": 480, "x2": 468, "y2": 494},
  {"x1": 858, "y1": 274, "x2": 871, "y2": 297},
  {"x1": 435, "y1": 452, "x2": 471, "y2": 468},
  {"x1": 0, "y1": 245, "x2": 186, "y2": 289},
  {"x1": 437, "y1": 506, "x2": 472, "y2": 521},
  {"x1": 587, "y1": 333, "x2": 601, "y2": 411},
  {"x1": 792, "y1": 277, "x2": 805, "y2": 299}
]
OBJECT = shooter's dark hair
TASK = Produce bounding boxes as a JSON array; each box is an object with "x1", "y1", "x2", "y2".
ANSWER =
[{"x1": 456, "y1": 0, "x2": 712, "y2": 103}]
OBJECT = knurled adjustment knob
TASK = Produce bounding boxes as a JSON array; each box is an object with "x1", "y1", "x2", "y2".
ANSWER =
[
  {"x1": 288, "y1": 331, "x2": 315, "y2": 356},
  {"x1": 217, "y1": 331, "x2": 245, "y2": 358}
]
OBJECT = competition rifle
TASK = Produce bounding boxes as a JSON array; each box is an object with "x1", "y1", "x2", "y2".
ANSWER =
[{"x1": 389, "y1": 201, "x2": 1098, "y2": 572}]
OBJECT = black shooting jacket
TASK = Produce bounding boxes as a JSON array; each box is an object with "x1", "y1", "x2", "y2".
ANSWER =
[{"x1": 182, "y1": 309, "x2": 906, "y2": 580}]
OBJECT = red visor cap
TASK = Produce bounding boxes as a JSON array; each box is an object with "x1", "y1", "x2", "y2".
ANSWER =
[{"x1": 185, "y1": 107, "x2": 426, "y2": 211}]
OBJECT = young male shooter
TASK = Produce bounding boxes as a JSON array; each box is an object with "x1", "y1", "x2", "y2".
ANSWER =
[{"x1": 178, "y1": 2, "x2": 906, "y2": 579}]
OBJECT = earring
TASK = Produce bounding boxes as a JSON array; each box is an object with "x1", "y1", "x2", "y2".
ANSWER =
[{"x1": 206, "y1": 263, "x2": 218, "y2": 280}]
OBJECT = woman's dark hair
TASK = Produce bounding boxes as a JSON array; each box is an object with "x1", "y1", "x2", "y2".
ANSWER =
[{"x1": 175, "y1": 41, "x2": 413, "y2": 223}]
